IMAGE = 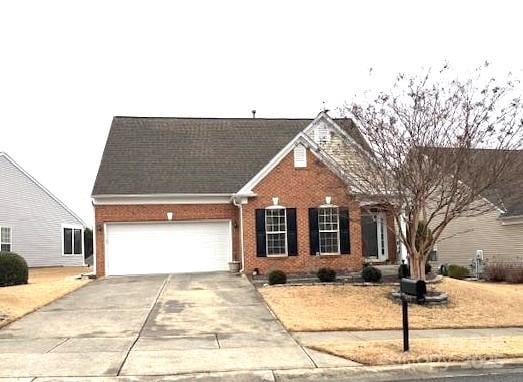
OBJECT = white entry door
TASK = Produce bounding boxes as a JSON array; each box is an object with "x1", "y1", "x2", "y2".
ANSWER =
[
  {"x1": 362, "y1": 212, "x2": 389, "y2": 262},
  {"x1": 105, "y1": 221, "x2": 232, "y2": 275}
]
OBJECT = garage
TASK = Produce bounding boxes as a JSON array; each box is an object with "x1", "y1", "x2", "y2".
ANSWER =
[{"x1": 105, "y1": 221, "x2": 232, "y2": 275}]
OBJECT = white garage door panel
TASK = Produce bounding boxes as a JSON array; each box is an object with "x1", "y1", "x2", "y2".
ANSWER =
[{"x1": 106, "y1": 221, "x2": 231, "y2": 275}]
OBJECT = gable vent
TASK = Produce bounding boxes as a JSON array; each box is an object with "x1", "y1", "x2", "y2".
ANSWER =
[
  {"x1": 314, "y1": 124, "x2": 331, "y2": 144},
  {"x1": 293, "y1": 144, "x2": 307, "y2": 168}
]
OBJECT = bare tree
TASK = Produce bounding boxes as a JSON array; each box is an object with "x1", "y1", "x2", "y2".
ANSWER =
[{"x1": 342, "y1": 63, "x2": 523, "y2": 280}]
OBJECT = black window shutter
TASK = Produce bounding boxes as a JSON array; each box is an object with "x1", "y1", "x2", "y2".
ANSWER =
[
  {"x1": 286, "y1": 208, "x2": 297, "y2": 256},
  {"x1": 255, "y1": 209, "x2": 267, "y2": 257},
  {"x1": 339, "y1": 207, "x2": 350, "y2": 254},
  {"x1": 308, "y1": 208, "x2": 319, "y2": 255}
]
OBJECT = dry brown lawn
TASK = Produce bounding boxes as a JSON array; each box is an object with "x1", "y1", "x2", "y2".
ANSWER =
[
  {"x1": 0, "y1": 266, "x2": 91, "y2": 326},
  {"x1": 260, "y1": 278, "x2": 523, "y2": 331},
  {"x1": 311, "y1": 336, "x2": 523, "y2": 365}
]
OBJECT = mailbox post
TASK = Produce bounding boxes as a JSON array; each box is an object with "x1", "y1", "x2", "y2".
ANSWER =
[
  {"x1": 400, "y1": 279, "x2": 410, "y2": 352},
  {"x1": 399, "y1": 278, "x2": 427, "y2": 352}
]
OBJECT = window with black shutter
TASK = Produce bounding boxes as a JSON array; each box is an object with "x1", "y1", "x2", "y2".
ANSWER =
[
  {"x1": 256, "y1": 206, "x2": 298, "y2": 257},
  {"x1": 310, "y1": 205, "x2": 350, "y2": 255}
]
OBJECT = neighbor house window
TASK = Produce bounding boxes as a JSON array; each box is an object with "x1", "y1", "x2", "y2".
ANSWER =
[
  {"x1": 318, "y1": 207, "x2": 340, "y2": 254},
  {"x1": 265, "y1": 207, "x2": 287, "y2": 256},
  {"x1": 0, "y1": 227, "x2": 12, "y2": 252},
  {"x1": 63, "y1": 226, "x2": 83, "y2": 256}
]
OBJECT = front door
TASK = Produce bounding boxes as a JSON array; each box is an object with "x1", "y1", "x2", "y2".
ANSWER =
[{"x1": 361, "y1": 212, "x2": 388, "y2": 261}]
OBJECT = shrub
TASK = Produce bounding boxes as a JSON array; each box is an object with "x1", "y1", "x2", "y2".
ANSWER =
[
  {"x1": 484, "y1": 262, "x2": 508, "y2": 282},
  {"x1": 0, "y1": 252, "x2": 28, "y2": 287},
  {"x1": 440, "y1": 264, "x2": 449, "y2": 276},
  {"x1": 425, "y1": 262, "x2": 432, "y2": 274},
  {"x1": 317, "y1": 267, "x2": 336, "y2": 282},
  {"x1": 507, "y1": 268, "x2": 523, "y2": 284},
  {"x1": 447, "y1": 264, "x2": 469, "y2": 280},
  {"x1": 484, "y1": 262, "x2": 523, "y2": 283},
  {"x1": 267, "y1": 270, "x2": 287, "y2": 285},
  {"x1": 398, "y1": 262, "x2": 410, "y2": 279},
  {"x1": 362, "y1": 265, "x2": 382, "y2": 283}
]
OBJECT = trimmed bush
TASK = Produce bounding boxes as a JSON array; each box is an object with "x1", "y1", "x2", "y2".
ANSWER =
[
  {"x1": 362, "y1": 265, "x2": 382, "y2": 283},
  {"x1": 398, "y1": 262, "x2": 410, "y2": 279},
  {"x1": 448, "y1": 264, "x2": 469, "y2": 280},
  {"x1": 0, "y1": 252, "x2": 28, "y2": 287},
  {"x1": 268, "y1": 270, "x2": 287, "y2": 285},
  {"x1": 317, "y1": 267, "x2": 336, "y2": 282},
  {"x1": 440, "y1": 264, "x2": 449, "y2": 276}
]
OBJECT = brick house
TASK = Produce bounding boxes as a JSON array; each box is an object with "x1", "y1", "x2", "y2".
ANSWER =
[{"x1": 92, "y1": 112, "x2": 396, "y2": 277}]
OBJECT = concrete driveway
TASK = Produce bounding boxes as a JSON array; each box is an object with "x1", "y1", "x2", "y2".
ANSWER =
[{"x1": 0, "y1": 272, "x2": 351, "y2": 380}]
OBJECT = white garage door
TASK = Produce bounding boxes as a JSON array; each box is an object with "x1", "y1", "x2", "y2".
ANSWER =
[{"x1": 105, "y1": 221, "x2": 232, "y2": 275}]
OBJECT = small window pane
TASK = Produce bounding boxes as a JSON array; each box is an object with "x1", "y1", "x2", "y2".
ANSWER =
[
  {"x1": 266, "y1": 209, "x2": 286, "y2": 232},
  {"x1": 63, "y1": 228, "x2": 73, "y2": 255},
  {"x1": 320, "y1": 231, "x2": 338, "y2": 253},
  {"x1": 1, "y1": 227, "x2": 11, "y2": 243},
  {"x1": 73, "y1": 229, "x2": 82, "y2": 255},
  {"x1": 267, "y1": 233, "x2": 286, "y2": 255},
  {"x1": 1, "y1": 244, "x2": 11, "y2": 252}
]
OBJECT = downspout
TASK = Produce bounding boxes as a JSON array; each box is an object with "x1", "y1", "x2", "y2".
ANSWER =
[{"x1": 232, "y1": 196, "x2": 245, "y2": 272}]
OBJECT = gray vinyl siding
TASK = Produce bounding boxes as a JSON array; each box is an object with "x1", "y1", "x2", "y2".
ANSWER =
[
  {"x1": 435, "y1": 208, "x2": 523, "y2": 267},
  {"x1": 0, "y1": 155, "x2": 85, "y2": 267}
]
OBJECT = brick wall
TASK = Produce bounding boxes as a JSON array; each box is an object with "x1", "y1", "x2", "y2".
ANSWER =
[
  {"x1": 386, "y1": 211, "x2": 398, "y2": 264},
  {"x1": 94, "y1": 203, "x2": 239, "y2": 276},
  {"x1": 94, "y1": 148, "x2": 373, "y2": 277},
  {"x1": 242, "y1": 149, "x2": 364, "y2": 275}
]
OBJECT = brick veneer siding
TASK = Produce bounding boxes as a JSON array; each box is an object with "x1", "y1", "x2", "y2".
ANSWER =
[
  {"x1": 242, "y1": 149, "x2": 364, "y2": 275},
  {"x1": 94, "y1": 204, "x2": 239, "y2": 276}
]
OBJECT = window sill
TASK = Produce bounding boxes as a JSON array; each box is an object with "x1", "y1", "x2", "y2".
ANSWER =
[
  {"x1": 266, "y1": 254, "x2": 288, "y2": 258},
  {"x1": 62, "y1": 254, "x2": 83, "y2": 257}
]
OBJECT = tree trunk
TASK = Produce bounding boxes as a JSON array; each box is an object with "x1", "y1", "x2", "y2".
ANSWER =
[{"x1": 409, "y1": 254, "x2": 426, "y2": 281}]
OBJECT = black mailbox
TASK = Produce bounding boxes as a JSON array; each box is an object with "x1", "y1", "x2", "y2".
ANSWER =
[{"x1": 400, "y1": 278, "x2": 427, "y2": 302}]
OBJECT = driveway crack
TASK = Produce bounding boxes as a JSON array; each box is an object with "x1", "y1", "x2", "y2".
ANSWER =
[
  {"x1": 116, "y1": 273, "x2": 172, "y2": 376},
  {"x1": 46, "y1": 337, "x2": 69, "y2": 353}
]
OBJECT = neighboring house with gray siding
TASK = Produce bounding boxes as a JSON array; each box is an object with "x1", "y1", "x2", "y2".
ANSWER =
[
  {"x1": 434, "y1": 149, "x2": 523, "y2": 269},
  {"x1": 0, "y1": 152, "x2": 86, "y2": 267}
]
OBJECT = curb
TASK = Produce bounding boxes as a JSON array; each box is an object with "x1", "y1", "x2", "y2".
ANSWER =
[{"x1": 273, "y1": 358, "x2": 523, "y2": 381}]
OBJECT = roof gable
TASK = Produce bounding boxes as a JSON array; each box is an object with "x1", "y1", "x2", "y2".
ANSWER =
[{"x1": 0, "y1": 153, "x2": 86, "y2": 226}]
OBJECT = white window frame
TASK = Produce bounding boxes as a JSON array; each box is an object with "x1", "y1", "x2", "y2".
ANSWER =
[
  {"x1": 265, "y1": 206, "x2": 288, "y2": 257},
  {"x1": 318, "y1": 206, "x2": 340, "y2": 255},
  {"x1": 62, "y1": 224, "x2": 84, "y2": 257},
  {"x1": 0, "y1": 226, "x2": 12, "y2": 252}
]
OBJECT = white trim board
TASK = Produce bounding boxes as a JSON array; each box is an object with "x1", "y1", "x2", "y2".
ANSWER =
[{"x1": 0, "y1": 152, "x2": 86, "y2": 226}]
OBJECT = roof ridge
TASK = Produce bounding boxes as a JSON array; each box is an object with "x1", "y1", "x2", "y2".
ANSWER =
[{"x1": 113, "y1": 116, "x2": 317, "y2": 121}]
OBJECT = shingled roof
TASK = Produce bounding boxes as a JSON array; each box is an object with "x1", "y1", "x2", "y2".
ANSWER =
[
  {"x1": 423, "y1": 147, "x2": 523, "y2": 218},
  {"x1": 92, "y1": 116, "x2": 365, "y2": 196}
]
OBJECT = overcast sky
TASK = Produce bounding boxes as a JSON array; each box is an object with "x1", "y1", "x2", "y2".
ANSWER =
[{"x1": 1, "y1": 0, "x2": 522, "y2": 225}]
